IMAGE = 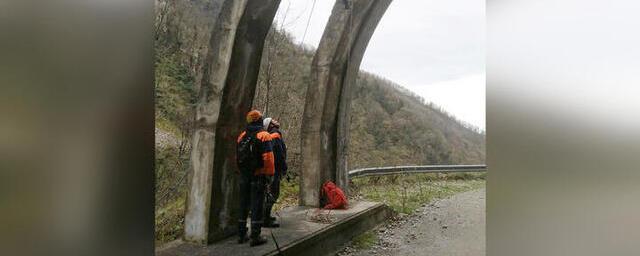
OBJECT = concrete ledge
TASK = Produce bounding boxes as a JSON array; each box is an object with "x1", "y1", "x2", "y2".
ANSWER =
[{"x1": 157, "y1": 201, "x2": 393, "y2": 256}]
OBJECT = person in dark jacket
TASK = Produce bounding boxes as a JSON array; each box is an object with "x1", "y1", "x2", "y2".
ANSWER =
[
  {"x1": 236, "y1": 110, "x2": 275, "y2": 247},
  {"x1": 262, "y1": 117, "x2": 288, "y2": 228}
]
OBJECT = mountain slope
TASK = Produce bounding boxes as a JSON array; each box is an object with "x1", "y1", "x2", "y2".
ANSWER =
[{"x1": 253, "y1": 28, "x2": 486, "y2": 171}]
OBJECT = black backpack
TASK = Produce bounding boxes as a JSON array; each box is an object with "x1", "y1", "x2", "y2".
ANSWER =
[{"x1": 236, "y1": 130, "x2": 264, "y2": 172}]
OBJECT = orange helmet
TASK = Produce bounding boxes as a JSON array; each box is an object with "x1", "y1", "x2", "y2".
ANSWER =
[{"x1": 246, "y1": 110, "x2": 263, "y2": 124}]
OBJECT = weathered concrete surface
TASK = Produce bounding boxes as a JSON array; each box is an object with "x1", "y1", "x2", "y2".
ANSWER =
[
  {"x1": 184, "y1": 0, "x2": 281, "y2": 244},
  {"x1": 185, "y1": 0, "x2": 248, "y2": 244},
  {"x1": 335, "y1": 0, "x2": 392, "y2": 194},
  {"x1": 158, "y1": 201, "x2": 393, "y2": 256},
  {"x1": 300, "y1": 0, "x2": 392, "y2": 207},
  {"x1": 208, "y1": 0, "x2": 281, "y2": 243}
]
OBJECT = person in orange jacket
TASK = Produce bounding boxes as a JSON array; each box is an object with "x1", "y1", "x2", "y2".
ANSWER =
[
  {"x1": 262, "y1": 117, "x2": 288, "y2": 228},
  {"x1": 236, "y1": 110, "x2": 275, "y2": 247}
]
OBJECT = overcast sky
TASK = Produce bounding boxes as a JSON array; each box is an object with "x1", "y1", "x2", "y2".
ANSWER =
[{"x1": 274, "y1": 0, "x2": 485, "y2": 130}]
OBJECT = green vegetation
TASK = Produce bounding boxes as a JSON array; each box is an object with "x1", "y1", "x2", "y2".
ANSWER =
[
  {"x1": 270, "y1": 173, "x2": 485, "y2": 219},
  {"x1": 272, "y1": 178, "x2": 299, "y2": 212},
  {"x1": 352, "y1": 173, "x2": 485, "y2": 214},
  {"x1": 155, "y1": 142, "x2": 189, "y2": 244},
  {"x1": 351, "y1": 230, "x2": 378, "y2": 250},
  {"x1": 155, "y1": 48, "x2": 196, "y2": 125},
  {"x1": 155, "y1": 195, "x2": 186, "y2": 243}
]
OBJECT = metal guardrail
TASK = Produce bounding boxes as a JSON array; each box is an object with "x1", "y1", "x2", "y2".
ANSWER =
[{"x1": 348, "y1": 164, "x2": 487, "y2": 178}]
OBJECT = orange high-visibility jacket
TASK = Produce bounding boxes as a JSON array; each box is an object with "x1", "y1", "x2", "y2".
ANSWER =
[{"x1": 237, "y1": 130, "x2": 275, "y2": 176}]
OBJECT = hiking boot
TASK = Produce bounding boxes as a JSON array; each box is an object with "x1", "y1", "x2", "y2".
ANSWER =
[
  {"x1": 238, "y1": 222, "x2": 249, "y2": 244},
  {"x1": 249, "y1": 235, "x2": 268, "y2": 247}
]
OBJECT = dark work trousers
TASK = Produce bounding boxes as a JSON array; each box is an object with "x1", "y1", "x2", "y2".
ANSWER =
[
  {"x1": 265, "y1": 171, "x2": 281, "y2": 220},
  {"x1": 238, "y1": 170, "x2": 266, "y2": 238}
]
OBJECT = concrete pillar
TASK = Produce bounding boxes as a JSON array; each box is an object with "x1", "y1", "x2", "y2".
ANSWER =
[
  {"x1": 184, "y1": 0, "x2": 248, "y2": 245},
  {"x1": 336, "y1": 0, "x2": 392, "y2": 197},
  {"x1": 300, "y1": 0, "x2": 392, "y2": 207},
  {"x1": 184, "y1": 0, "x2": 280, "y2": 244},
  {"x1": 207, "y1": 0, "x2": 280, "y2": 243}
]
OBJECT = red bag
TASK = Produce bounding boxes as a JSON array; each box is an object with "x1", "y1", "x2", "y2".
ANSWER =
[{"x1": 321, "y1": 181, "x2": 348, "y2": 209}]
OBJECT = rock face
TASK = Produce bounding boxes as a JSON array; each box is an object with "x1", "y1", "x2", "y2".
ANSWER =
[{"x1": 300, "y1": 0, "x2": 392, "y2": 207}]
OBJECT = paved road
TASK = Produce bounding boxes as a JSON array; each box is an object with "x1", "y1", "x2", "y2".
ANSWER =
[{"x1": 344, "y1": 188, "x2": 485, "y2": 256}]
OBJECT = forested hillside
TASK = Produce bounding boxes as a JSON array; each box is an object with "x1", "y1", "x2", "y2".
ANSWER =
[
  {"x1": 154, "y1": 0, "x2": 484, "y2": 243},
  {"x1": 253, "y1": 30, "x2": 486, "y2": 171}
]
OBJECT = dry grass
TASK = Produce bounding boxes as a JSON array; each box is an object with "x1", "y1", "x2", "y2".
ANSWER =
[{"x1": 351, "y1": 173, "x2": 485, "y2": 214}]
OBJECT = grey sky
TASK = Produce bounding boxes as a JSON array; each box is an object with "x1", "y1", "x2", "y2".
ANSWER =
[{"x1": 274, "y1": 0, "x2": 485, "y2": 130}]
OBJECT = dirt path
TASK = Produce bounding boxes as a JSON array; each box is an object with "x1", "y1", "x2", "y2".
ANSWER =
[{"x1": 343, "y1": 188, "x2": 485, "y2": 256}]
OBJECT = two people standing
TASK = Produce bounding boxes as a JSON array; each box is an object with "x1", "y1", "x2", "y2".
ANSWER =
[{"x1": 236, "y1": 110, "x2": 287, "y2": 247}]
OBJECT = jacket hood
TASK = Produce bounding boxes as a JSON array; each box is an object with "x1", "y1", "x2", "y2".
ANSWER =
[{"x1": 246, "y1": 122, "x2": 264, "y2": 132}]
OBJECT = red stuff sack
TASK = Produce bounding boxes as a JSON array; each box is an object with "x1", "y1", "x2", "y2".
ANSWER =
[{"x1": 321, "y1": 181, "x2": 348, "y2": 209}]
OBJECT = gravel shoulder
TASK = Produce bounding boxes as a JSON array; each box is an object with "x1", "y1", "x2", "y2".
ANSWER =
[{"x1": 341, "y1": 188, "x2": 486, "y2": 256}]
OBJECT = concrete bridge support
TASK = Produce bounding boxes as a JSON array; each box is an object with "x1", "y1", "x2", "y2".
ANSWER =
[
  {"x1": 184, "y1": 0, "x2": 280, "y2": 244},
  {"x1": 184, "y1": 0, "x2": 389, "y2": 243},
  {"x1": 300, "y1": 0, "x2": 392, "y2": 207}
]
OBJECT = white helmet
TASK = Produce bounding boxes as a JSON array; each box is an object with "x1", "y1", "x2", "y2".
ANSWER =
[{"x1": 263, "y1": 117, "x2": 273, "y2": 130}]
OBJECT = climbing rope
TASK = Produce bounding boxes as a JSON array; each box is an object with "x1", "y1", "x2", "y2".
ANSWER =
[
  {"x1": 265, "y1": 0, "x2": 318, "y2": 117},
  {"x1": 345, "y1": 0, "x2": 353, "y2": 72},
  {"x1": 270, "y1": 231, "x2": 282, "y2": 255},
  {"x1": 300, "y1": 0, "x2": 318, "y2": 46}
]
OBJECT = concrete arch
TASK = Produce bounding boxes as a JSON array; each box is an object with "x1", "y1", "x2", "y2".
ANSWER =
[
  {"x1": 183, "y1": 0, "x2": 390, "y2": 244},
  {"x1": 300, "y1": 0, "x2": 392, "y2": 207},
  {"x1": 184, "y1": 0, "x2": 281, "y2": 244}
]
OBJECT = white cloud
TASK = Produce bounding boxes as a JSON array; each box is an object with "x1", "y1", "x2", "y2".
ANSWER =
[
  {"x1": 413, "y1": 73, "x2": 486, "y2": 131},
  {"x1": 275, "y1": 0, "x2": 485, "y2": 129}
]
